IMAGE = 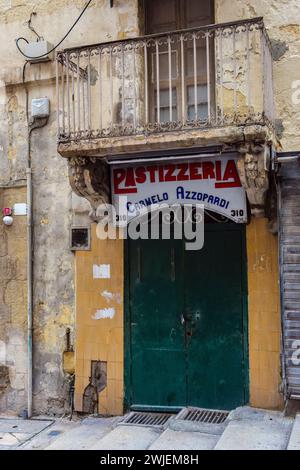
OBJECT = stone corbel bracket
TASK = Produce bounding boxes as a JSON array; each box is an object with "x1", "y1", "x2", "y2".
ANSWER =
[
  {"x1": 68, "y1": 157, "x2": 110, "y2": 221},
  {"x1": 237, "y1": 143, "x2": 271, "y2": 218}
]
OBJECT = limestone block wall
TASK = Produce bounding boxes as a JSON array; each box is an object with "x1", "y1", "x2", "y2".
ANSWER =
[
  {"x1": 0, "y1": 0, "x2": 139, "y2": 417},
  {"x1": 0, "y1": 187, "x2": 27, "y2": 414},
  {"x1": 0, "y1": 0, "x2": 298, "y2": 416}
]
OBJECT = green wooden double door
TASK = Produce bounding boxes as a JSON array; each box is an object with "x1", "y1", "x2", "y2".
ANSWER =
[{"x1": 126, "y1": 224, "x2": 248, "y2": 411}]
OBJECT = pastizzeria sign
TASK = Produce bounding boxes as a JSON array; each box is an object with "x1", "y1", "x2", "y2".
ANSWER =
[{"x1": 111, "y1": 155, "x2": 247, "y2": 223}]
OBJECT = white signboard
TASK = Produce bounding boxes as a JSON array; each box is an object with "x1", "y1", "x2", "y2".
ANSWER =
[{"x1": 111, "y1": 155, "x2": 247, "y2": 223}]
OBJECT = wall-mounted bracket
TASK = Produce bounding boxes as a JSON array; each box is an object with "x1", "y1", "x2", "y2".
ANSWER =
[
  {"x1": 237, "y1": 143, "x2": 271, "y2": 218},
  {"x1": 68, "y1": 157, "x2": 110, "y2": 221}
]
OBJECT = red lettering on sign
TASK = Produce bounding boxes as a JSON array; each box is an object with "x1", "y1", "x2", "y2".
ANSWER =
[
  {"x1": 158, "y1": 166, "x2": 165, "y2": 182},
  {"x1": 147, "y1": 166, "x2": 158, "y2": 183},
  {"x1": 125, "y1": 168, "x2": 136, "y2": 188},
  {"x1": 189, "y1": 163, "x2": 202, "y2": 180},
  {"x1": 113, "y1": 159, "x2": 242, "y2": 194},
  {"x1": 215, "y1": 160, "x2": 241, "y2": 188},
  {"x1": 215, "y1": 161, "x2": 222, "y2": 181},
  {"x1": 177, "y1": 163, "x2": 189, "y2": 181},
  {"x1": 202, "y1": 162, "x2": 215, "y2": 180},
  {"x1": 165, "y1": 164, "x2": 177, "y2": 182},
  {"x1": 135, "y1": 167, "x2": 146, "y2": 184},
  {"x1": 114, "y1": 168, "x2": 137, "y2": 194}
]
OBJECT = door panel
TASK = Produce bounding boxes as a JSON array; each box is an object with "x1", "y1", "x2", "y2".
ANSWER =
[
  {"x1": 185, "y1": 226, "x2": 246, "y2": 409},
  {"x1": 129, "y1": 237, "x2": 186, "y2": 408},
  {"x1": 126, "y1": 223, "x2": 247, "y2": 411}
]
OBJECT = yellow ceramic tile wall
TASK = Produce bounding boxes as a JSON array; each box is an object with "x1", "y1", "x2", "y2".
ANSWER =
[
  {"x1": 75, "y1": 218, "x2": 283, "y2": 415},
  {"x1": 247, "y1": 218, "x2": 283, "y2": 410},
  {"x1": 75, "y1": 224, "x2": 124, "y2": 416}
]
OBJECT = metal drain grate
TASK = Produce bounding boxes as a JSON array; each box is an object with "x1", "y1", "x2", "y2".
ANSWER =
[
  {"x1": 121, "y1": 412, "x2": 173, "y2": 427},
  {"x1": 177, "y1": 407, "x2": 229, "y2": 424}
]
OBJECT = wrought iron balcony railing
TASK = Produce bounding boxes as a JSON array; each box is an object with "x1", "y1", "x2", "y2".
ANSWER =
[{"x1": 56, "y1": 17, "x2": 275, "y2": 144}]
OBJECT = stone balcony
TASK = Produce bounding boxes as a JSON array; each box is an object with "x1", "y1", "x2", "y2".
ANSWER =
[
  {"x1": 56, "y1": 17, "x2": 276, "y2": 159},
  {"x1": 56, "y1": 17, "x2": 277, "y2": 220}
]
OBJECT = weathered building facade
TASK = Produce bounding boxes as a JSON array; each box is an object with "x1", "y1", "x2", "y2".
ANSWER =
[{"x1": 0, "y1": 0, "x2": 299, "y2": 417}]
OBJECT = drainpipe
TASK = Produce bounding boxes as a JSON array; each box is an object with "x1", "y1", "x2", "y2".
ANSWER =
[
  {"x1": 24, "y1": 59, "x2": 49, "y2": 417},
  {"x1": 26, "y1": 120, "x2": 48, "y2": 419},
  {"x1": 26, "y1": 160, "x2": 33, "y2": 419},
  {"x1": 24, "y1": 63, "x2": 32, "y2": 418}
]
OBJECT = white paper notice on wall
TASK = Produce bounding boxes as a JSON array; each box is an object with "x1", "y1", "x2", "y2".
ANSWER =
[
  {"x1": 92, "y1": 308, "x2": 115, "y2": 320},
  {"x1": 93, "y1": 264, "x2": 111, "y2": 279}
]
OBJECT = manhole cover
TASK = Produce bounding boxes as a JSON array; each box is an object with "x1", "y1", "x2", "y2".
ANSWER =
[
  {"x1": 176, "y1": 407, "x2": 229, "y2": 424},
  {"x1": 120, "y1": 412, "x2": 173, "y2": 427}
]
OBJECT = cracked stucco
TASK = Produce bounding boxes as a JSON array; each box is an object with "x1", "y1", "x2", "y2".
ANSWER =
[
  {"x1": 0, "y1": 0, "x2": 139, "y2": 417},
  {"x1": 216, "y1": 0, "x2": 300, "y2": 150},
  {"x1": 0, "y1": 0, "x2": 299, "y2": 416}
]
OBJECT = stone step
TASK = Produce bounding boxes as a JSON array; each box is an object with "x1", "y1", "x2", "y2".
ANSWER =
[
  {"x1": 149, "y1": 428, "x2": 220, "y2": 450},
  {"x1": 44, "y1": 417, "x2": 118, "y2": 450},
  {"x1": 214, "y1": 407, "x2": 293, "y2": 450},
  {"x1": 90, "y1": 425, "x2": 162, "y2": 450},
  {"x1": 287, "y1": 414, "x2": 300, "y2": 450}
]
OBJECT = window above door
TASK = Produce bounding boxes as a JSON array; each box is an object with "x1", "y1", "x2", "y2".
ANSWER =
[
  {"x1": 145, "y1": 0, "x2": 214, "y2": 34},
  {"x1": 145, "y1": 0, "x2": 214, "y2": 125}
]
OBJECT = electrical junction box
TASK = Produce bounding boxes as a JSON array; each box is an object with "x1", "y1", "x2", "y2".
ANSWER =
[
  {"x1": 24, "y1": 40, "x2": 54, "y2": 63},
  {"x1": 31, "y1": 97, "x2": 50, "y2": 119},
  {"x1": 13, "y1": 203, "x2": 27, "y2": 216}
]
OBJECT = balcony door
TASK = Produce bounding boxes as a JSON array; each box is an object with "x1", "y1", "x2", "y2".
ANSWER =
[{"x1": 144, "y1": 0, "x2": 215, "y2": 125}]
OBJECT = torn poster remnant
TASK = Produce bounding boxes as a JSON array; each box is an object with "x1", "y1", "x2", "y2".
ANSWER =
[
  {"x1": 92, "y1": 308, "x2": 115, "y2": 320},
  {"x1": 93, "y1": 264, "x2": 111, "y2": 279}
]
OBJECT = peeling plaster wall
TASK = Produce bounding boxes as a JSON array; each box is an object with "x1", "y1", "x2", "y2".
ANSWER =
[
  {"x1": 30, "y1": 83, "x2": 75, "y2": 415},
  {"x1": 0, "y1": 77, "x2": 75, "y2": 416},
  {"x1": 0, "y1": 187, "x2": 27, "y2": 414},
  {"x1": 0, "y1": 1, "x2": 139, "y2": 415},
  {"x1": 0, "y1": 0, "x2": 299, "y2": 415},
  {"x1": 215, "y1": 0, "x2": 300, "y2": 150}
]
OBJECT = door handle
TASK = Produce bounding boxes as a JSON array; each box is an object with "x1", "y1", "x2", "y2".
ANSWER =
[
  {"x1": 181, "y1": 312, "x2": 201, "y2": 327},
  {"x1": 181, "y1": 313, "x2": 193, "y2": 324},
  {"x1": 185, "y1": 312, "x2": 201, "y2": 322}
]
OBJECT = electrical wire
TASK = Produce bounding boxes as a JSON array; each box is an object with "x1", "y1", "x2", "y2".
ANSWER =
[
  {"x1": 15, "y1": 0, "x2": 93, "y2": 59},
  {"x1": 27, "y1": 12, "x2": 43, "y2": 41}
]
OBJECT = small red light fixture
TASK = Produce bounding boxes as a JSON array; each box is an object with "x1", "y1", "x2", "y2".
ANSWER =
[{"x1": 2, "y1": 207, "x2": 12, "y2": 216}]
